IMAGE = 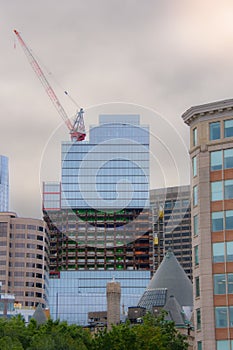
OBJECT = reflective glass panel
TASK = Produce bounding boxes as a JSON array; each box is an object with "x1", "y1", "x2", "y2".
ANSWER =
[
  {"x1": 211, "y1": 181, "x2": 223, "y2": 201},
  {"x1": 213, "y1": 242, "x2": 225, "y2": 263},
  {"x1": 215, "y1": 307, "x2": 228, "y2": 328},
  {"x1": 210, "y1": 121, "x2": 221, "y2": 140},
  {"x1": 224, "y1": 149, "x2": 233, "y2": 169},
  {"x1": 227, "y1": 241, "x2": 233, "y2": 262},
  {"x1": 225, "y1": 180, "x2": 233, "y2": 200},
  {"x1": 224, "y1": 119, "x2": 233, "y2": 138},
  {"x1": 228, "y1": 274, "x2": 233, "y2": 294},
  {"x1": 211, "y1": 150, "x2": 222, "y2": 171},
  {"x1": 212, "y1": 211, "x2": 224, "y2": 232},
  {"x1": 214, "y1": 274, "x2": 226, "y2": 294}
]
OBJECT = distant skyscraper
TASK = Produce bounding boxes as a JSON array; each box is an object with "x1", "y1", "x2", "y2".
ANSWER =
[
  {"x1": 44, "y1": 114, "x2": 152, "y2": 325},
  {"x1": 0, "y1": 155, "x2": 9, "y2": 211},
  {"x1": 150, "y1": 186, "x2": 192, "y2": 280}
]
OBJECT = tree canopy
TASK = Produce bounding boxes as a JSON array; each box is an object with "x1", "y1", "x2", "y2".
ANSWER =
[{"x1": 0, "y1": 312, "x2": 188, "y2": 350}]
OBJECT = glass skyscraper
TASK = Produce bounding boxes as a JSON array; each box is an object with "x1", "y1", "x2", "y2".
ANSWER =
[
  {"x1": 0, "y1": 155, "x2": 9, "y2": 212},
  {"x1": 43, "y1": 114, "x2": 152, "y2": 273}
]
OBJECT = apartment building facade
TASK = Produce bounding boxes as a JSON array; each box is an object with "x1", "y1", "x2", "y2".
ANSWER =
[
  {"x1": 182, "y1": 99, "x2": 233, "y2": 350},
  {"x1": 0, "y1": 212, "x2": 49, "y2": 308}
]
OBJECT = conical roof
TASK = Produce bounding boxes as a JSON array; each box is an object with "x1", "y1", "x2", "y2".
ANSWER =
[
  {"x1": 139, "y1": 250, "x2": 193, "y2": 308},
  {"x1": 32, "y1": 304, "x2": 47, "y2": 325}
]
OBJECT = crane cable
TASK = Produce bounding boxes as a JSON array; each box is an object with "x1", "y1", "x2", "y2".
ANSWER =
[{"x1": 28, "y1": 46, "x2": 82, "y2": 111}]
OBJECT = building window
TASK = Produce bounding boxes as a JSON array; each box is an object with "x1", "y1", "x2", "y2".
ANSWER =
[
  {"x1": 225, "y1": 180, "x2": 233, "y2": 199},
  {"x1": 212, "y1": 211, "x2": 224, "y2": 231},
  {"x1": 211, "y1": 181, "x2": 223, "y2": 201},
  {"x1": 193, "y1": 127, "x2": 197, "y2": 146},
  {"x1": 193, "y1": 186, "x2": 198, "y2": 206},
  {"x1": 228, "y1": 274, "x2": 233, "y2": 294},
  {"x1": 229, "y1": 307, "x2": 233, "y2": 327},
  {"x1": 224, "y1": 149, "x2": 233, "y2": 169},
  {"x1": 226, "y1": 210, "x2": 233, "y2": 230},
  {"x1": 192, "y1": 156, "x2": 197, "y2": 177},
  {"x1": 194, "y1": 245, "x2": 199, "y2": 266},
  {"x1": 224, "y1": 119, "x2": 233, "y2": 138},
  {"x1": 214, "y1": 274, "x2": 226, "y2": 294},
  {"x1": 197, "y1": 341, "x2": 202, "y2": 350},
  {"x1": 213, "y1": 242, "x2": 225, "y2": 263},
  {"x1": 211, "y1": 150, "x2": 222, "y2": 171},
  {"x1": 195, "y1": 276, "x2": 200, "y2": 297},
  {"x1": 210, "y1": 121, "x2": 221, "y2": 140},
  {"x1": 215, "y1": 307, "x2": 228, "y2": 328},
  {"x1": 227, "y1": 242, "x2": 233, "y2": 262},
  {"x1": 193, "y1": 215, "x2": 198, "y2": 236},
  {"x1": 216, "y1": 340, "x2": 231, "y2": 350},
  {"x1": 196, "y1": 308, "x2": 201, "y2": 330}
]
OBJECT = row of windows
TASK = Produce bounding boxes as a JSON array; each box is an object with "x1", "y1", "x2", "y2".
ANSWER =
[
  {"x1": 14, "y1": 281, "x2": 43, "y2": 288},
  {"x1": 62, "y1": 175, "x2": 149, "y2": 184},
  {"x1": 60, "y1": 199, "x2": 149, "y2": 208},
  {"x1": 61, "y1": 183, "x2": 149, "y2": 191},
  {"x1": 62, "y1": 192, "x2": 149, "y2": 200},
  {"x1": 210, "y1": 119, "x2": 233, "y2": 141},
  {"x1": 211, "y1": 149, "x2": 233, "y2": 171},
  {"x1": 193, "y1": 206, "x2": 233, "y2": 234},
  {"x1": 62, "y1": 151, "x2": 149, "y2": 161},
  {"x1": 11, "y1": 224, "x2": 44, "y2": 231},
  {"x1": 192, "y1": 119, "x2": 233, "y2": 147},
  {"x1": 62, "y1": 168, "x2": 149, "y2": 176},
  {"x1": 212, "y1": 210, "x2": 233, "y2": 231},
  {"x1": 211, "y1": 180, "x2": 233, "y2": 201},
  {"x1": 192, "y1": 148, "x2": 233, "y2": 177},
  {"x1": 62, "y1": 160, "x2": 149, "y2": 168}
]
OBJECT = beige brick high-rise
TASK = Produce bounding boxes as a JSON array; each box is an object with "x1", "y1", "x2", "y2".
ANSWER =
[
  {"x1": 182, "y1": 99, "x2": 233, "y2": 350},
  {"x1": 0, "y1": 212, "x2": 49, "y2": 308},
  {"x1": 106, "y1": 279, "x2": 121, "y2": 330}
]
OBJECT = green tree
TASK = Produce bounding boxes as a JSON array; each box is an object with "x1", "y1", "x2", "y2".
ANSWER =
[
  {"x1": 0, "y1": 315, "x2": 30, "y2": 349},
  {"x1": 91, "y1": 312, "x2": 188, "y2": 350},
  {"x1": 27, "y1": 318, "x2": 92, "y2": 350}
]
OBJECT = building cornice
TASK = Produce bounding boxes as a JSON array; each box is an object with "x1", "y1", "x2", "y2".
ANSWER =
[{"x1": 182, "y1": 98, "x2": 233, "y2": 125}]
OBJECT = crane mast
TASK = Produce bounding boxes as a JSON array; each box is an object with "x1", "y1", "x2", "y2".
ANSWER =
[{"x1": 14, "y1": 29, "x2": 86, "y2": 142}]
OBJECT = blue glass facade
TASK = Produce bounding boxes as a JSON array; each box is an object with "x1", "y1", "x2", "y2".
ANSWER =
[
  {"x1": 44, "y1": 115, "x2": 149, "y2": 210},
  {"x1": 0, "y1": 156, "x2": 9, "y2": 211},
  {"x1": 49, "y1": 270, "x2": 150, "y2": 325}
]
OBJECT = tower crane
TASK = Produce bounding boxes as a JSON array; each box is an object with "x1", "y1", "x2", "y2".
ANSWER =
[{"x1": 14, "y1": 29, "x2": 86, "y2": 142}]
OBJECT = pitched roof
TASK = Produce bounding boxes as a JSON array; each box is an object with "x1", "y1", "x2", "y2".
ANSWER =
[
  {"x1": 32, "y1": 304, "x2": 47, "y2": 325},
  {"x1": 164, "y1": 295, "x2": 187, "y2": 326},
  {"x1": 138, "y1": 250, "x2": 193, "y2": 308}
]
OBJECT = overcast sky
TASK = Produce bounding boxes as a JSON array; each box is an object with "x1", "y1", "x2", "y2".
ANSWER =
[{"x1": 1, "y1": 0, "x2": 233, "y2": 219}]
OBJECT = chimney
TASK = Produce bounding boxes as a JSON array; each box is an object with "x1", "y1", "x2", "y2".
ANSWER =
[{"x1": 106, "y1": 279, "x2": 121, "y2": 330}]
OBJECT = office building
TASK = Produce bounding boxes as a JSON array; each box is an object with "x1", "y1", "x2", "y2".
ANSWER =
[
  {"x1": 150, "y1": 186, "x2": 192, "y2": 279},
  {"x1": 43, "y1": 115, "x2": 152, "y2": 273},
  {"x1": 49, "y1": 270, "x2": 150, "y2": 325},
  {"x1": 0, "y1": 212, "x2": 49, "y2": 308},
  {"x1": 0, "y1": 155, "x2": 9, "y2": 211},
  {"x1": 182, "y1": 98, "x2": 233, "y2": 350}
]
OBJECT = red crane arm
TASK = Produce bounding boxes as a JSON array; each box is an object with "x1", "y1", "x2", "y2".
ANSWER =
[{"x1": 14, "y1": 30, "x2": 86, "y2": 141}]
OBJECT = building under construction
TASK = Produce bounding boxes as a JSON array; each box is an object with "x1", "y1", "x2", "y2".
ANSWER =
[{"x1": 43, "y1": 115, "x2": 153, "y2": 274}]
